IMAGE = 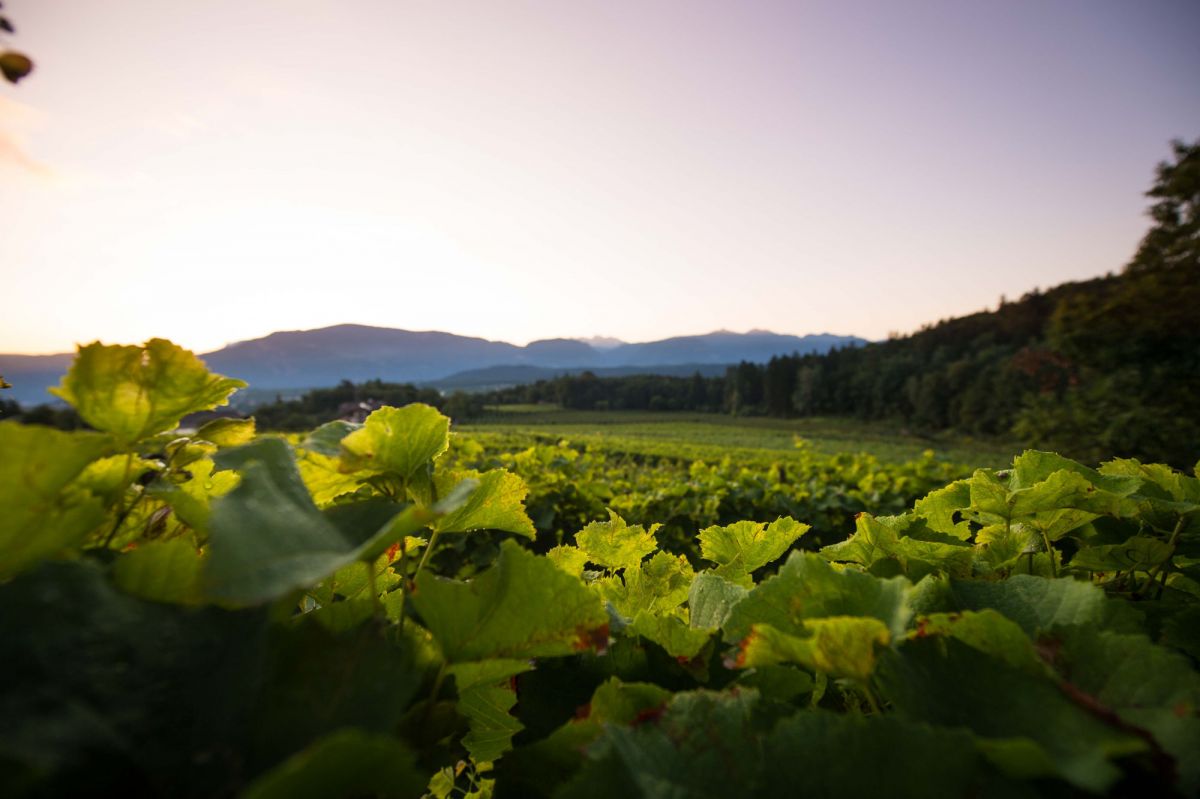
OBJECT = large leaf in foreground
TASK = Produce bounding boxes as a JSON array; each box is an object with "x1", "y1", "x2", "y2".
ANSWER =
[
  {"x1": 0, "y1": 423, "x2": 109, "y2": 577},
  {"x1": 560, "y1": 690, "x2": 764, "y2": 799},
  {"x1": 1048, "y1": 626, "x2": 1200, "y2": 794},
  {"x1": 412, "y1": 540, "x2": 608, "y2": 662},
  {"x1": 50, "y1": 339, "x2": 245, "y2": 445},
  {"x1": 0, "y1": 560, "x2": 268, "y2": 797},
  {"x1": 878, "y1": 636, "x2": 1147, "y2": 792},
  {"x1": 944, "y1": 574, "x2": 1142, "y2": 636},
  {"x1": 761, "y1": 712, "x2": 982, "y2": 798},
  {"x1": 204, "y1": 439, "x2": 442, "y2": 604},
  {"x1": 242, "y1": 729, "x2": 426, "y2": 799}
]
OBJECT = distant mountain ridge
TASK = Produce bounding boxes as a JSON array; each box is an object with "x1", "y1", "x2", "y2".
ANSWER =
[{"x1": 0, "y1": 324, "x2": 866, "y2": 404}]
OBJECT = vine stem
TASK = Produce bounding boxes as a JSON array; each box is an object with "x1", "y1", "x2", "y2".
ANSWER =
[
  {"x1": 424, "y1": 661, "x2": 449, "y2": 724},
  {"x1": 367, "y1": 562, "x2": 381, "y2": 617},
  {"x1": 414, "y1": 528, "x2": 443, "y2": 581},
  {"x1": 1143, "y1": 516, "x2": 1186, "y2": 594},
  {"x1": 102, "y1": 452, "x2": 138, "y2": 548},
  {"x1": 1039, "y1": 528, "x2": 1057, "y2": 578},
  {"x1": 861, "y1": 682, "x2": 882, "y2": 715}
]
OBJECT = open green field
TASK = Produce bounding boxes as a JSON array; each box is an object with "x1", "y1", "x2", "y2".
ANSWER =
[{"x1": 464, "y1": 407, "x2": 1017, "y2": 467}]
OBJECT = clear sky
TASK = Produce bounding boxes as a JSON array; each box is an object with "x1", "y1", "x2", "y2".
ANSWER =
[{"x1": 1, "y1": 0, "x2": 1197, "y2": 354}]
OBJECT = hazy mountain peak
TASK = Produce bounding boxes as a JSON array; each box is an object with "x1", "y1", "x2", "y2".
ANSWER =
[{"x1": 573, "y1": 335, "x2": 625, "y2": 350}]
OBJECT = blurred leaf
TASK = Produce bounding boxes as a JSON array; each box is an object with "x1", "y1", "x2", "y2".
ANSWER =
[
  {"x1": 204, "y1": 439, "x2": 438, "y2": 604},
  {"x1": 878, "y1": 636, "x2": 1146, "y2": 792},
  {"x1": 112, "y1": 538, "x2": 204, "y2": 604},
  {"x1": 0, "y1": 423, "x2": 109, "y2": 578},
  {"x1": 0, "y1": 51, "x2": 32, "y2": 84},
  {"x1": 195, "y1": 416, "x2": 255, "y2": 448},
  {"x1": 242, "y1": 729, "x2": 426, "y2": 799},
  {"x1": 50, "y1": 340, "x2": 244, "y2": 445}
]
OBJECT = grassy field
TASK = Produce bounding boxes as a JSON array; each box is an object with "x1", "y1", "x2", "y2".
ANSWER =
[{"x1": 461, "y1": 407, "x2": 1017, "y2": 466}]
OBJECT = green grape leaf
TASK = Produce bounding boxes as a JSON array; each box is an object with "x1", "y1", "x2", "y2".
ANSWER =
[
  {"x1": 879, "y1": 636, "x2": 1147, "y2": 792},
  {"x1": 0, "y1": 423, "x2": 110, "y2": 578},
  {"x1": 252, "y1": 619, "x2": 431, "y2": 775},
  {"x1": 1069, "y1": 535, "x2": 1174, "y2": 573},
  {"x1": 722, "y1": 551, "x2": 911, "y2": 643},
  {"x1": 74, "y1": 453, "x2": 158, "y2": 506},
  {"x1": 145, "y1": 458, "x2": 239, "y2": 531},
  {"x1": 165, "y1": 436, "x2": 217, "y2": 469},
  {"x1": 494, "y1": 678, "x2": 670, "y2": 795},
  {"x1": 50, "y1": 339, "x2": 245, "y2": 445},
  {"x1": 194, "y1": 416, "x2": 255, "y2": 448},
  {"x1": 300, "y1": 420, "x2": 360, "y2": 457},
  {"x1": 913, "y1": 479, "x2": 973, "y2": 540},
  {"x1": 736, "y1": 617, "x2": 890, "y2": 681},
  {"x1": 296, "y1": 449, "x2": 368, "y2": 507},
  {"x1": 112, "y1": 538, "x2": 204, "y2": 604},
  {"x1": 761, "y1": 712, "x2": 981, "y2": 798},
  {"x1": 945, "y1": 574, "x2": 1142, "y2": 636},
  {"x1": 242, "y1": 729, "x2": 426, "y2": 799},
  {"x1": 450, "y1": 660, "x2": 533, "y2": 764},
  {"x1": 547, "y1": 545, "x2": 589, "y2": 576},
  {"x1": 698, "y1": 516, "x2": 808, "y2": 583},
  {"x1": 688, "y1": 572, "x2": 749, "y2": 630},
  {"x1": 598, "y1": 550, "x2": 694, "y2": 617},
  {"x1": 0, "y1": 560, "x2": 270, "y2": 795},
  {"x1": 204, "y1": 439, "x2": 442, "y2": 604},
  {"x1": 589, "y1": 678, "x2": 673, "y2": 724},
  {"x1": 339, "y1": 404, "x2": 450, "y2": 478},
  {"x1": 459, "y1": 683, "x2": 522, "y2": 764},
  {"x1": 562, "y1": 690, "x2": 765, "y2": 799},
  {"x1": 910, "y1": 610, "x2": 1044, "y2": 675},
  {"x1": 411, "y1": 539, "x2": 608, "y2": 662},
  {"x1": 821, "y1": 513, "x2": 973, "y2": 579},
  {"x1": 1047, "y1": 626, "x2": 1200, "y2": 794},
  {"x1": 574, "y1": 510, "x2": 659, "y2": 570},
  {"x1": 433, "y1": 468, "x2": 535, "y2": 538},
  {"x1": 1012, "y1": 450, "x2": 1143, "y2": 495},
  {"x1": 628, "y1": 610, "x2": 712, "y2": 659}
]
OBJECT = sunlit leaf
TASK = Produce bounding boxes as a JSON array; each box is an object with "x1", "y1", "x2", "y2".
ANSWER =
[{"x1": 50, "y1": 340, "x2": 245, "y2": 445}]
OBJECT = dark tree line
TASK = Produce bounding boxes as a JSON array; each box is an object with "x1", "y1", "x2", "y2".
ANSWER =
[
  {"x1": 482, "y1": 372, "x2": 726, "y2": 412},
  {"x1": 253, "y1": 379, "x2": 483, "y2": 431}
]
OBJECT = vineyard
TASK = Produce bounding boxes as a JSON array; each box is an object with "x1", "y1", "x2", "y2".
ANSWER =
[{"x1": 3, "y1": 339, "x2": 1199, "y2": 798}]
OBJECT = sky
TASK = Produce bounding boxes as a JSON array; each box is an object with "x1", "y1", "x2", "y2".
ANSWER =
[{"x1": 1, "y1": 0, "x2": 1198, "y2": 354}]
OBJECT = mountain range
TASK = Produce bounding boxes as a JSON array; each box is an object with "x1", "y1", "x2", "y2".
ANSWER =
[{"x1": 0, "y1": 325, "x2": 866, "y2": 405}]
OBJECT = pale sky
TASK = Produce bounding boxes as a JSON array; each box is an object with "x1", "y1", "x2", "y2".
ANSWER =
[{"x1": 1, "y1": 0, "x2": 1198, "y2": 354}]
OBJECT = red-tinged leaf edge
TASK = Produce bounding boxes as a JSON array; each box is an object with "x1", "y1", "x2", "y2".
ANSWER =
[{"x1": 573, "y1": 622, "x2": 610, "y2": 654}]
